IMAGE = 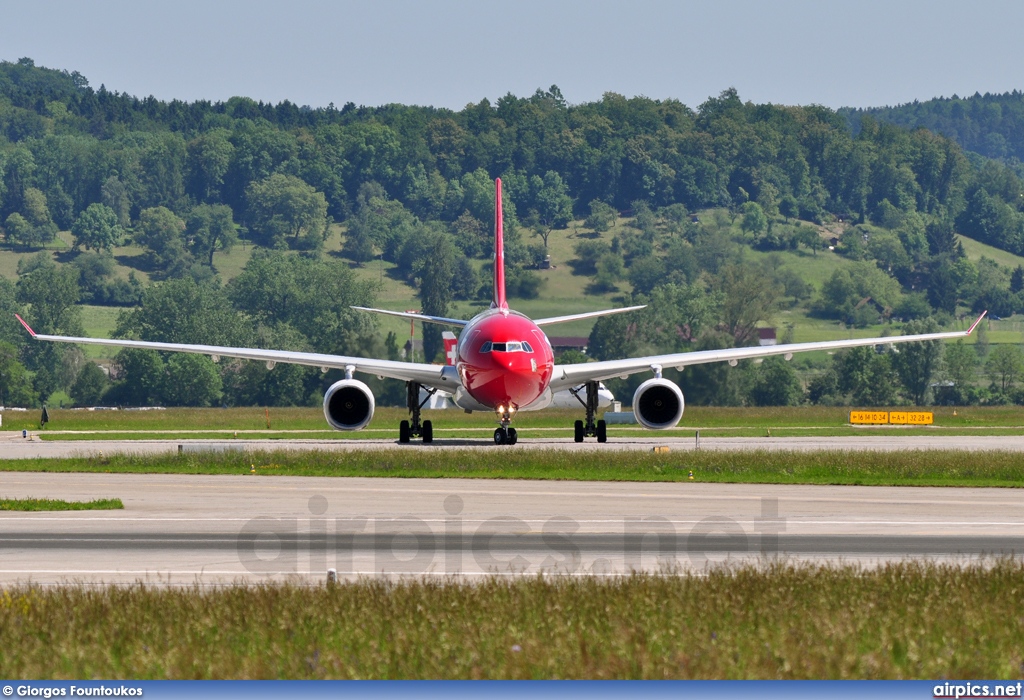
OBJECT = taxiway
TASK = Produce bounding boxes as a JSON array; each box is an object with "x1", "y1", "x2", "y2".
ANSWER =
[{"x1": 0, "y1": 472, "x2": 1021, "y2": 584}]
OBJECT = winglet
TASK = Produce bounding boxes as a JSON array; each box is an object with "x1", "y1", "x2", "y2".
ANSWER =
[
  {"x1": 14, "y1": 314, "x2": 36, "y2": 338},
  {"x1": 491, "y1": 177, "x2": 508, "y2": 311},
  {"x1": 966, "y1": 310, "x2": 988, "y2": 335}
]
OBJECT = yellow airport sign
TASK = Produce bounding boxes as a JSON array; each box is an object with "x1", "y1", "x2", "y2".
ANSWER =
[
  {"x1": 850, "y1": 411, "x2": 889, "y2": 424},
  {"x1": 850, "y1": 411, "x2": 933, "y2": 425}
]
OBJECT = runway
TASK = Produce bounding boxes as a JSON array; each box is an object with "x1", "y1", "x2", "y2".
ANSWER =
[
  {"x1": 3, "y1": 433, "x2": 1024, "y2": 458},
  {"x1": 0, "y1": 472, "x2": 1021, "y2": 584}
]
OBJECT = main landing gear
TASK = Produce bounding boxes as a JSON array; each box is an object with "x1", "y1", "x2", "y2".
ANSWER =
[
  {"x1": 399, "y1": 381, "x2": 434, "y2": 444},
  {"x1": 570, "y1": 381, "x2": 607, "y2": 443}
]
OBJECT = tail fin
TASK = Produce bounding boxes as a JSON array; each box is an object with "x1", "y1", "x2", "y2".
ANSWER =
[
  {"x1": 492, "y1": 178, "x2": 508, "y2": 310},
  {"x1": 442, "y1": 331, "x2": 458, "y2": 366}
]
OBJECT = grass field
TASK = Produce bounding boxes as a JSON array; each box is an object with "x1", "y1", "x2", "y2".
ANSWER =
[
  {"x1": 1, "y1": 561, "x2": 1021, "y2": 679},
  {"x1": 6, "y1": 405, "x2": 1024, "y2": 434},
  {"x1": 0, "y1": 497, "x2": 123, "y2": 511},
  {"x1": 7, "y1": 402, "x2": 1024, "y2": 442},
  {"x1": 958, "y1": 234, "x2": 1024, "y2": 270},
  {"x1": 4, "y1": 448, "x2": 1024, "y2": 487}
]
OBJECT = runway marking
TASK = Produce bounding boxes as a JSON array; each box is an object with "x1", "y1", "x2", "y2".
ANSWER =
[{"x1": 0, "y1": 517, "x2": 1022, "y2": 526}]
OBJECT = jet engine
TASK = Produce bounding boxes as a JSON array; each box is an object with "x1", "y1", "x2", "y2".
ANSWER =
[
  {"x1": 632, "y1": 378, "x2": 684, "y2": 430},
  {"x1": 323, "y1": 379, "x2": 375, "y2": 431}
]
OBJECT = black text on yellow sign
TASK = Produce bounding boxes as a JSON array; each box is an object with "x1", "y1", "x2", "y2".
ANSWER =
[{"x1": 850, "y1": 411, "x2": 934, "y2": 425}]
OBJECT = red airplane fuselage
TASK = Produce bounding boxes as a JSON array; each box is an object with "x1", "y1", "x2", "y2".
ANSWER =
[{"x1": 455, "y1": 308, "x2": 555, "y2": 412}]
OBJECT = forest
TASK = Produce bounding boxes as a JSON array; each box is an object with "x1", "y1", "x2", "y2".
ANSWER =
[{"x1": 2, "y1": 57, "x2": 1024, "y2": 410}]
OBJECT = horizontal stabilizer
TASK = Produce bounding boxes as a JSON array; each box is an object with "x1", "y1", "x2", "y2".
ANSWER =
[
  {"x1": 534, "y1": 305, "x2": 646, "y2": 327},
  {"x1": 350, "y1": 307, "x2": 467, "y2": 327}
]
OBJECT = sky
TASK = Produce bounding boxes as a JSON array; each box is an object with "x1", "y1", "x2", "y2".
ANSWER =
[{"x1": 2, "y1": 0, "x2": 1024, "y2": 112}]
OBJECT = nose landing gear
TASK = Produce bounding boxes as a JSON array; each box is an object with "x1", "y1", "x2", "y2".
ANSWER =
[
  {"x1": 493, "y1": 426, "x2": 518, "y2": 445},
  {"x1": 570, "y1": 381, "x2": 607, "y2": 443},
  {"x1": 493, "y1": 403, "x2": 518, "y2": 445}
]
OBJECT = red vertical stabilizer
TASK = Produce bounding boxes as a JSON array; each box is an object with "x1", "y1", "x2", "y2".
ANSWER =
[{"x1": 492, "y1": 178, "x2": 508, "y2": 310}]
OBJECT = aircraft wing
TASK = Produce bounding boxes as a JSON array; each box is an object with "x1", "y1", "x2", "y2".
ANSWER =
[
  {"x1": 351, "y1": 307, "x2": 467, "y2": 327},
  {"x1": 549, "y1": 312, "x2": 987, "y2": 392},
  {"x1": 15, "y1": 315, "x2": 458, "y2": 390},
  {"x1": 533, "y1": 305, "x2": 647, "y2": 327}
]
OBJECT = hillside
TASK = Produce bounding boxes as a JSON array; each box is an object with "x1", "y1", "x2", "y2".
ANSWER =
[
  {"x1": 2, "y1": 58, "x2": 1024, "y2": 410},
  {"x1": 841, "y1": 91, "x2": 1024, "y2": 164}
]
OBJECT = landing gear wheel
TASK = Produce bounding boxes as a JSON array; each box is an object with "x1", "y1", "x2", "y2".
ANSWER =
[
  {"x1": 422, "y1": 420, "x2": 433, "y2": 444},
  {"x1": 574, "y1": 420, "x2": 584, "y2": 443},
  {"x1": 596, "y1": 419, "x2": 607, "y2": 443},
  {"x1": 507, "y1": 427, "x2": 518, "y2": 445},
  {"x1": 494, "y1": 428, "x2": 507, "y2": 445},
  {"x1": 399, "y1": 420, "x2": 411, "y2": 443}
]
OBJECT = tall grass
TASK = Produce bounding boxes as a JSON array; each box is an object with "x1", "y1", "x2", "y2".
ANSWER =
[
  {"x1": 1, "y1": 561, "x2": 1022, "y2": 679},
  {"x1": 0, "y1": 497, "x2": 122, "y2": 511},
  {"x1": 4, "y1": 449, "x2": 1024, "y2": 487}
]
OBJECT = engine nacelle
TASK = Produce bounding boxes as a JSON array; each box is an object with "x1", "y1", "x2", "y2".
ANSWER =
[
  {"x1": 632, "y1": 378, "x2": 684, "y2": 430},
  {"x1": 323, "y1": 379, "x2": 375, "y2": 431}
]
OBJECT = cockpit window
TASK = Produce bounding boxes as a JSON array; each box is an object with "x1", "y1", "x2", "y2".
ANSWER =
[{"x1": 482, "y1": 341, "x2": 534, "y2": 353}]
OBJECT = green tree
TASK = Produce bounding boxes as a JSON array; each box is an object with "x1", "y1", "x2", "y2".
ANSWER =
[
  {"x1": 716, "y1": 263, "x2": 782, "y2": 346},
  {"x1": 835, "y1": 346, "x2": 898, "y2": 406},
  {"x1": 71, "y1": 203, "x2": 122, "y2": 251},
  {"x1": 187, "y1": 204, "x2": 238, "y2": 267},
  {"x1": 747, "y1": 357, "x2": 803, "y2": 406},
  {"x1": 100, "y1": 176, "x2": 131, "y2": 228},
  {"x1": 637, "y1": 283, "x2": 721, "y2": 353},
  {"x1": 16, "y1": 253, "x2": 82, "y2": 335},
  {"x1": 0, "y1": 341, "x2": 35, "y2": 407},
  {"x1": 108, "y1": 348, "x2": 164, "y2": 406},
  {"x1": 116, "y1": 277, "x2": 252, "y2": 347},
  {"x1": 891, "y1": 319, "x2": 942, "y2": 405},
  {"x1": 531, "y1": 170, "x2": 574, "y2": 230},
  {"x1": 941, "y1": 339, "x2": 978, "y2": 403},
  {"x1": 985, "y1": 344, "x2": 1024, "y2": 393},
  {"x1": 794, "y1": 226, "x2": 821, "y2": 255},
  {"x1": 227, "y1": 249, "x2": 377, "y2": 356},
  {"x1": 628, "y1": 255, "x2": 666, "y2": 296},
  {"x1": 4, "y1": 213, "x2": 31, "y2": 246},
  {"x1": 135, "y1": 206, "x2": 192, "y2": 278},
  {"x1": 593, "y1": 252, "x2": 624, "y2": 292},
  {"x1": 245, "y1": 174, "x2": 329, "y2": 250},
  {"x1": 416, "y1": 231, "x2": 458, "y2": 362},
  {"x1": 69, "y1": 362, "x2": 108, "y2": 406},
  {"x1": 162, "y1": 354, "x2": 222, "y2": 407},
  {"x1": 186, "y1": 129, "x2": 233, "y2": 201},
  {"x1": 588, "y1": 313, "x2": 638, "y2": 362},
  {"x1": 740, "y1": 201, "x2": 768, "y2": 237},
  {"x1": 584, "y1": 200, "x2": 616, "y2": 233},
  {"x1": 21, "y1": 187, "x2": 56, "y2": 244},
  {"x1": 0, "y1": 276, "x2": 25, "y2": 348}
]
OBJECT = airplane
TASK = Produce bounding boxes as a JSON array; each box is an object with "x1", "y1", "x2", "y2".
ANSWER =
[
  {"x1": 15, "y1": 178, "x2": 987, "y2": 446},
  {"x1": 420, "y1": 333, "x2": 616, "y2": 410}
]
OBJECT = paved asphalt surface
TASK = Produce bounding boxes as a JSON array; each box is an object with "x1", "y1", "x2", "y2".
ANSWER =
[
  {"x1": 2, "y1": 433, "x2": 1024, "y2": 458},
  {"x1": 0, "y1": 469, "x2": 1021, "y2": 585}
]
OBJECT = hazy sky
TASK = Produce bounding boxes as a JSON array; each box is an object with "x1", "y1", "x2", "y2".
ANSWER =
[{"x1": 3, "y1": 1, "x2": 1023, "y2": 111}]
